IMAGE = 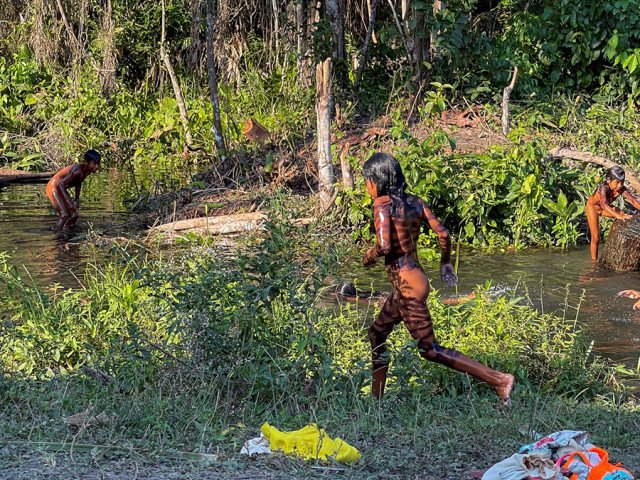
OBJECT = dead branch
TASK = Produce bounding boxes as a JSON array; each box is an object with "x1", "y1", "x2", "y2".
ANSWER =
[
  {"x1": 547, "y1": 147, "x2": 640, "y2": 193},
  {"x1": 161, "y1": 0, "x2": 193, "y2": 149}
]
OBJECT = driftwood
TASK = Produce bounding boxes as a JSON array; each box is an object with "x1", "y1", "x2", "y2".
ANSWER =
[
  {"x1": 0, "y1": 169, "x2": 53, "y2": 187},
  {"x1": 151, "y1": 211, "x2": 315, "y2": 236},
  {"x1": 599, "y1": 216, "x2": 640, "y2": 272},
  {"x1": 547, "y1": 148, "x2": 640, "y2": 193}
]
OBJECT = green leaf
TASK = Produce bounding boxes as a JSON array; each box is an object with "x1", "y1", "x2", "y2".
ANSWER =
[
  {"x1": 557, "y1": 191, "x2": 568, "y2": 209},
  {"x1": 24, "y1": 94, "x2": 38, "y2": 105}
]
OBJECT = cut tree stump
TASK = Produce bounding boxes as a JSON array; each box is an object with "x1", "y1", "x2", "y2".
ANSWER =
[
  {"x1": 0, "y1": 169, "x2": 53, "y2": 187},
  {"x1": 599, "y1": 216, "x2": 640, "y2": 272}
]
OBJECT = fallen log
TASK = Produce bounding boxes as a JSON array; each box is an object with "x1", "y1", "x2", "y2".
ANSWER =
[
  {"x1": 0, "y1": 169, "x2": 54, "y2": 187},
  {"x1": 547, "y1": 148, "x2": 640, "y2": 193},
  {"x1": 599, "y1": 216, "x2": 640, "y2": 272},
  {"x1": 151, "y1": 211, "x2": 315, "y2": 236}
]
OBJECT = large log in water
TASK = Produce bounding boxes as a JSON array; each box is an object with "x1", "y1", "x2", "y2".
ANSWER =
[
  {"x1": 0, "y1": 169, "x2": 53, "y2": 187},
  {"x1": 150, "y1": 212, "x2": 316, "y2": 236},
  {"x1": 599, "y1": 217, "x2": 640, "y2": 271}
]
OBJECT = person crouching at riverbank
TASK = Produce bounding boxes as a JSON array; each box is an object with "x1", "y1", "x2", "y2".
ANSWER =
[
  {"x1": 586, "y1": 166, "x2": 640, "y2": 261},
  {"x1": 361, "y1": 152, "x2": 514, "y2": 406},
  {"x1": 46, "y1": 149, "x2": 100, "y2": 231}
]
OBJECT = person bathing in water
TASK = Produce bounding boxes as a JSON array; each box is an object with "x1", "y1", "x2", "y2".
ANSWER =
[
  {"x1": 617, "y1": 290, "x2": 640, "y2": 310},
  {"x1": 586, "y1": 166, "x2": 640, "y2": 260},
  {"x1": 46, "y1": 149, "x2": 100, "y2": 231},
  {"x1": 361, "y1": 152, "x2": 514, "y2": 405}
]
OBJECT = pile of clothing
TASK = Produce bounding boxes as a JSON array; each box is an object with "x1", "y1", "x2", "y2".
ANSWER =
[{"x1": 482, "y1": 430, "x2": 634, "y2": 480}]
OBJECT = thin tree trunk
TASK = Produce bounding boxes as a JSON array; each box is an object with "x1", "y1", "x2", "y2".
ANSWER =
[
  {"x1": 431, "y1": 0, "x2": 445, "y2": 59},
  {"x1": 412, "y1": 5, "x2": 429, "y2": 87},
  {"x1": 340, "y1": 143, "x2": 354, "y2": 191},
  {"x1": 161, "y1": 0, "x2": 193, "y2": 148},
  {"x1": 401, "y1": 0, "x2": 409, "y2": 31},
  {"x1": 316, "y1": 57, "x2": 335, "y2": 211},
  {"x1": 205, "y1": 0, "x2": 226, "y2": 159},
  {"x1": 502, "y1": 65, "x2": 518, "y2": 136},
  {"x1": 325, "y1": 0, "x2": 347, "y2": 87},
  {"x1": 99, "y1": 0, "x2": 117, "y2": 96},
  {"x1": 296, "y1": 0, "x2": 311, "y2": 86},
  {"x1": 187, "y1": 0, "x2": 202, "y2": 72},
  {"x1": 55, "y1": 0, "x2": 81, "y2": 60},
  {"x1": 386, "y1": 0, "x2": 413, "y2": 65},
  {"x1": 367, "y1": 0, "x2": 378, "y2": 43},
  {"x1": 354, "y1": 0, "x2": 379, "y2": 90}
]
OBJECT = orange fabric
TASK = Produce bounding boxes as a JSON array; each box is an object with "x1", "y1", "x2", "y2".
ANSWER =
[{"x1": 563, "y1": 447, "x2": 633, "y2": 480}]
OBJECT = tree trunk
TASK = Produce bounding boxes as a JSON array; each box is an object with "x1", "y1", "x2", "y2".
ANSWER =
[
  {"x1": 325, "y1": 0, "x2": 347, "y2": 87},
  {"x1": 205, "y1": 0, "x2": 226, "y2": 160},
  {"x1": 366, "y1": 0, "x2": 378, "y2": 43},
  {"x1": 187, "y1": 0, "x2": 202, "y2": 72},
  {"x1": 354, "y1": 0, "x2": 379, "y2": 90},
  {"x1": 340, "y1": 143, "x2": 354, "y2": 190},
  {"x1": 316, "y1": 57, "x2": 335, "y2": 211},
  {"x1": 99, "y1": 0, "x2": 117, "y2": 96},
  {"x1": 296, "y1": 0, "x2": 311, "y2": 86},
  {"x1": 599, "y1": 217, "x2": 640, "y2": 272},
  {"x1": 431, "y1": 0, "x2": 445, "y2": 59},
  {"x1": 501, "y1": 65, "x2": 518, "y2": 136},
  {"x1": 412, "y1": 5, "x2": 429, "y2": 86},
  {"x1": 161, "y1": 0, "x2": 193, "y2": 149}
]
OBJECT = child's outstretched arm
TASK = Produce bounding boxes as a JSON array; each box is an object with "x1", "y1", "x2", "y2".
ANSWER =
[
  {"x1": 622, "y1": 190, "x2": 640, "y2": 213},
  {"x1": 421, "y1": 200, "x2": 457, "y2": 286},
  {"x1": 597, "y1": 184, "x2": 628, "y2": 219},
  {"x1": 363, "y1": 197, "x2": 391, "y2": 266}
]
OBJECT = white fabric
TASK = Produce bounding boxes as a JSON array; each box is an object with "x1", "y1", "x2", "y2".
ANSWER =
[
  {"x1": 240, "y1": 434, "x2": 272, "y2": 456},
  {"x1": 482, "y1": 452, "x2": 562, "y2": 480}
]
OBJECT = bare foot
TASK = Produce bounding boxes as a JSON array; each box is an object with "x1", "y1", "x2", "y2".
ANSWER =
[{"x1": 495, "y1": 373, "x2": 514, "y2": 407}]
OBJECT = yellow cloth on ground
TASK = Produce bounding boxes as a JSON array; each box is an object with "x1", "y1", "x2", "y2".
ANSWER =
[{"x1": 260, "y1": 422, "x2": 361, "y2": 464}]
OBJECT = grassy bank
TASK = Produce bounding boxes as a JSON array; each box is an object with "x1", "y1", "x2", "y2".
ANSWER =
[{"x1": 1, "y1": 211, "x2": 638, "y2": 478}]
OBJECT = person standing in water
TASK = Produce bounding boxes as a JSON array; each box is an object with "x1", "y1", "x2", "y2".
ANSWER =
[
  {"x1": 361, "y1": 152, "x2": 514, "y2": 405},
  {"x1": 46, "y1": 149, "x2": 100, "y2": 231},
  {"x1": 586, "y1": 166, "x2": 640, "y2": 260}
]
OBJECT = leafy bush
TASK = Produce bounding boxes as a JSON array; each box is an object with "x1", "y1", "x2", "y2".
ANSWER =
[{"x1": 0, "y1": 215, "x2": 621, "y2": 401}]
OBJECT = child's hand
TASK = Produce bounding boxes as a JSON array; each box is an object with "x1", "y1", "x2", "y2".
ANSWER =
[
  {"x1": 440, "y1": 262, "x2": 458, "y2": 287},
  {"x1": 618, "y1": 289, "x2": 640, "y2": 299},
  {"x1": 623, "y1": 214, "x2": 634, "y2": 220},
  {"x1": 362, "y1": 252, "x2": 376, "y2": 268}
]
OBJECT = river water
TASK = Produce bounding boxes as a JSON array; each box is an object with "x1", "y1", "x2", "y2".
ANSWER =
[
  {"x1": 338, "y1": 248, "x2": 640, "y2": 369},
  {"x1": 2, "y1": 175, "x2": 640, "y2": 369},
  {"x1": 0, "y1": 168, "x2": 134, "y2": 287}
]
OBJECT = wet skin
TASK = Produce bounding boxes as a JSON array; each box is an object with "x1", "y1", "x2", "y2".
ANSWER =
[
  {"x1": 363, "y1": 180, "x2": 514, "y2": 404},
  {"x1": 586, "y1": 178, "x2": 640, "y2": 260},
  {"x1": 45, "y1": 161, "x2": 99, "y2": 231}
]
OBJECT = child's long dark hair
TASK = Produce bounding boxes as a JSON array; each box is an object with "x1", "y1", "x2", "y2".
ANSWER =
[{"x1": 362, "y1": 152, "x2": 406, "y2": 216}]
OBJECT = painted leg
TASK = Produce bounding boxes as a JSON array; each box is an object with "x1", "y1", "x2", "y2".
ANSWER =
[
  {"x1": 401, "y1": 298, "x2": 514, "y2": 404},
  {"x1": 586, "y1": 204, "x2": 600, "y2": 261},
  {"x1": 368, "y1": 292, "x2": 401, "y2": 399}
]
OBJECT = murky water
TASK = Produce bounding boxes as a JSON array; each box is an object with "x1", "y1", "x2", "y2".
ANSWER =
[
  {"x1": 0, "y1": 168, "x2": 136, "y2": 287},
  {"x1": 338, "y1": 248, "x2": 640, "y2": 369}
]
